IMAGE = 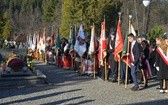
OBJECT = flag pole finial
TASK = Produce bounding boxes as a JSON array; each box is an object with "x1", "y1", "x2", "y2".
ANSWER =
[
  {"x1": 118, "y1": 12, "x2": 122, "y2": 22},
  {"x1": 129, "y1": 15, "x2": 132, "y2": 33},
  {"x1": 129, "y1": 15, "x2": 132, "y2": 20},
  {"x1": 118, "y1": 12, "x2": 121, "y2": 17}
]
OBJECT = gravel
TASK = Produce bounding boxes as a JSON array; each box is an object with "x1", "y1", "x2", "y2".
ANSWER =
[{"x1": 0, "y1": 60, "x2": 168, "y2": 105}]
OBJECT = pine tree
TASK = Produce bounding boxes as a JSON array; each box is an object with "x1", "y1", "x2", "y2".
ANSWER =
[
  {"x1": 2, "y1": 11, "x2": 12, "y2": 40},
  {"x1": 60, "y1": 0, "x2": 76, "y2": 38},
  {"x1": 60, "y1": 0, "x2": 121, "y2": 38},
  {"x1": 42, "y1": 0, "x2": 58, "y2": 22}
]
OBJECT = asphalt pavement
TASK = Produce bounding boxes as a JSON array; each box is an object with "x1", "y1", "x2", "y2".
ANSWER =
[{"x1": 0, "y1": 60, "x2": 168, "y2": 105}]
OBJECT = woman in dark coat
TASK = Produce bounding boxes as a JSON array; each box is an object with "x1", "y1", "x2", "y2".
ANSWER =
[
  {"x1": 155, "y1": 34, "x2": 168, "y2": 93},
  {"x1": 140, "y1": 40, "x2": 150, "y2": 88}
]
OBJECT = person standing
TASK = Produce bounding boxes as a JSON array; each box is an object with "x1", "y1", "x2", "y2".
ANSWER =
[
  {"x1": 127, "y1": 33, "x2": 140, "y2": 91},
  {"x1": 107, "y1": 32, "x2": 117, "y2": 82},
  {"x1": 140, "y1": 40, "x2": 150, "y2": 88},
  {"x1": 155, "y1": 33, "x2": 168, "y2": 93}
]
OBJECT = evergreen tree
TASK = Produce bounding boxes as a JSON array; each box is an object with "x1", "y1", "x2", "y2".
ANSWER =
[
  {"x1": 60, "y1": 0, "x2": 121, "y2": 38},
  {"x1": 60, "y1": 0, "x2": 77, "y2": 38},
  {"x1": 42, "y1": 0, "x2": 58, "y2": 22},
  {"x1": 2, "y1": 11, "x2": 12, "y2": 40}
]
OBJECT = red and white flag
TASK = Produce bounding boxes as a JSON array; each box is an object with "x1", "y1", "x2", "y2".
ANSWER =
[
  {"x1": 98, "y1": 20, "x2": 107, "y2": 63},
  {"x1": 113, "y1": 20, "x2": 124, "y2": 61}
]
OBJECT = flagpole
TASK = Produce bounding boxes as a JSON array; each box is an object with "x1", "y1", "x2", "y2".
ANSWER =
[
  {"x1": 70, "y1": 25, "x2": 74, "y2": 70},
  {"x1": 56, "y1": 28, "x2": 59, "y2": 67},
  {"x1": 94, "y1": 53, "x2": 96, "y2": 78},
  {"x1": 125, "y1": 15, "x2": 132, "y2": 88},
  {"x1": 92, "y1": 23, "x2": 96, "y2": 79},
  {"x1": 118, "y1": 12, "x2": 122, "y2": 85},
  {"x1": 43, "y1": 27, "x2": 47, "y2": 63},
  {"x1": 104, "y1": 15, "x2": 108, "y2": 81}
]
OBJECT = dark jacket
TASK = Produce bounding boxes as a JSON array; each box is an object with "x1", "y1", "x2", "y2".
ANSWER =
[
  {"x1": 155, "y1": 47, "x2": 168, "y2": 79},
  {"x1": 107, "y1": 39, "x2": 115, "y2": 61},
  {"x1": 130, "y1": 41, "x2": 140, "y2": 66}
]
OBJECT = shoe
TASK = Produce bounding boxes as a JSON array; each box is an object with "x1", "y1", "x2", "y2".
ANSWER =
[
  {"x1": 128, "y1": 80, "x2": 133, "y2": 84},
  {"x1": 111, "y1": 78, "x2": 117, "y2": 83},
  {"x1": 160, "y1": 89, "x2": 164, "y2": 93},
  {"x1": 164, "y1": 90, "x2": 168, "y2": 93},
  {"x1": 97, "y1": 77, "x2": 104, "y2": 81},
  {"x1": 131, "y1": 86, "x2": 139, "y2": 91},
  {"x1": 156, "y1": 87, "x2": 160, "y2": 90},
  {"x1": 144, "y1": 84, "x2": 148, "y2": 88},
  {"x1": 119, "y1": 80, "x2": 125, "y2": 85}
]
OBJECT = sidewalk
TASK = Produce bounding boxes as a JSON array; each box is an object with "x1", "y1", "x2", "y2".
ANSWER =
[{"x1": 0, "y1": 60, "x2": 168, "y2": 105}]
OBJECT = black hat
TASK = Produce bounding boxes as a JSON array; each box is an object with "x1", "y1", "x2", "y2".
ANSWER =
[
  {"x1": 163, "y1": 33, "x2": 168, "y2": 39},
  {"x1": 110, "y1": 31, "x2": 116, "y2": 36},
  {"x1": 141, "y1": 35, "x2": 147, "y2": 40},
  {"x1": 127, "y1": 33, "x2": 135, "y2": 37}
]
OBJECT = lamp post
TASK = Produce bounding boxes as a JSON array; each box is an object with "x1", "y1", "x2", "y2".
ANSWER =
[
  {"x1": 143, "y1": 0, "x2": 150, "y2": 34},
  {"x1": 143, "y1": 0, "x2": 150, "y2": 7}
]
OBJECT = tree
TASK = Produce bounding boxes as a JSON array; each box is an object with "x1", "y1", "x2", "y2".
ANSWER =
[
  {"x1": 147, "y1": 25, "x2": 163, "y2": 43},
  {"x1": 1, "y1": 11, "x2": 12, "y2": 40},
  {"x1": 60, "y1": 0, "x2": 121, "y2": 38},
  {"x1": 42, "y1": 0, "x2": 58, "y2": 22}
]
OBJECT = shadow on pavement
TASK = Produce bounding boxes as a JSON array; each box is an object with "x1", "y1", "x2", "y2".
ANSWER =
[
  {"x1": 128, "y1": 99, "x2": 168, "y2": 105},
  {"x1": 35, "y1": 62, "x2": 95, "y2": 86},
  {"x1": 41, "y1": 96, "x2": 93, "y2": 105},
  {"x1": 0, "y1": 89, "x2": 82, "y2": 105},
  {"x1": 0, "y1": 61, "x2": 94, "y2": 100}
]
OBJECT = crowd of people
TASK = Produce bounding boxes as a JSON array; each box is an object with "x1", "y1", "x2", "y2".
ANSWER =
[{"x1": 41, "y1": 30, "x2": 168, "y2": 93}]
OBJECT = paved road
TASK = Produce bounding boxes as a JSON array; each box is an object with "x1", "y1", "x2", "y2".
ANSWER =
[{"x1": 0, "y1": 61, "x2": 168, "y2": 105}]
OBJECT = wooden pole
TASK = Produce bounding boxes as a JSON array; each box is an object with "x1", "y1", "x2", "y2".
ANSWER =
[
  {"x1": 117, "y1": 12, "x2": 122, "y2": 85},
  {"x1": 104, "y1": 58, "x2": 107, "y2": 81},
  {"x1": 80, "y1": 58, "x2": 83, "y2": 76},
  {"x1": 104, "y1": 15, "x2": 107, "y2": 81},
  {"x1": 71, "y1": 54, "x2": 74, "y2": 70},
  {"x1": 56, "y1": 49, "x2": 59, "y2": 66},
  {"x1": 118, "y1": 57, "x2": 121, "y2": 85},
  {"x1": 125, "y1": 44, "x2": 129, "y2": 88},
  {"x1": 125, "y1": 15, "x2": 132, "y2": 88},
  {"x1": 94, "y1": 54, "x2": 96, "y2": 78}
]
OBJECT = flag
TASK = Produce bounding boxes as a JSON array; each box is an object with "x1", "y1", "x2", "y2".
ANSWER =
[
  {"x1": 98, "y1": 20, "x2": 107, "y2": 62},
  {"x1": 121, "y1": 34, "x2": 130, "y2": 67},
  {"x1": 121, "y1": 23, "x2": 136, "y2": 67},
  {"x1": 78, "y1": 24, "x2": 85, "y2": 39},
  {"x1": 27, "y1": 34, "x2": 32, "y2": 48},
  {"x1": 130, "y1": 24, "x2": 136, "y2": 36},
  {"x1": 88, "y1": 23, "x2": 97, "y2": 55},
  {"x1": 31, "y1": 33, "x2": 37, "y2": 51},
  {"x1": 41, "y1": 29, "x2": 46, "y2": 52},
  {"x1": 74, "y1": 24, "x2": 86, "y2": 57},
  {"x1": 50, "y1": 33, "x2": 55, "y2": 46},
  {"x1": 113, "y1": 20, "x2": 124, "y2": 61},
  {"x1": 55, "y1": 30, "x2": 60, "y2": 49},
  {"x1": 36, "y1": 34, "x2": 41, "y2": 50},
  {"x1": 69, "y1": 25, "x2": 76, "y2": 55}
]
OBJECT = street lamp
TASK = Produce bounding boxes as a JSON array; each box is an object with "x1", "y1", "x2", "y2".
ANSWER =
[
  {"x1": 143, "y1": 0, "x2": 150, "y2": 7},
  {"x1": 142, "y1": 0, "x2": 151, "y2": 34}
]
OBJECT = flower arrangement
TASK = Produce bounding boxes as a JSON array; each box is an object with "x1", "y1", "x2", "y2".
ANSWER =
[
  {"x1": 7, "y1": 58, "x2": 25, "y2": 72},
  {"x1": 1, "y1": 51, "x2": 26, "y2": 72}
]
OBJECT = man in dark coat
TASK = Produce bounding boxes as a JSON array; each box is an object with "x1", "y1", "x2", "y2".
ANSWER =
[
  {"x1": 128, "y1": 33, "x2": 140, "y2": 91},
  {"x1": 107, "y1": 32, "x2": 118, "y2": 82}
]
